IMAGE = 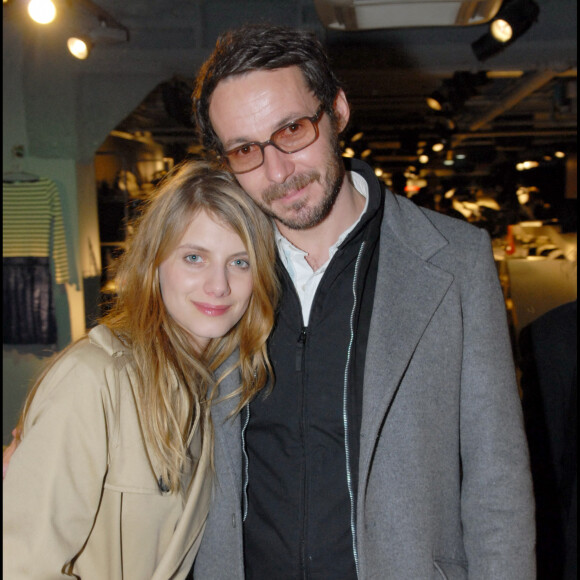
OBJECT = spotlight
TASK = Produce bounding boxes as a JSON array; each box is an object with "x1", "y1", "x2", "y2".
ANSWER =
[
  {"x1": 426, "y1": 90, "x2": 446, "y2": 111},
  {"x1": 491, "y1": 0, "x2": 539, "y2": 42},
  {"x1": 67, "y1": 36, "x2": 91, "y2": 60},
  {"x1": 472, "y1": 0, "x2": 540, "y2": 62},
  {"x1": 490, "y1": 18, "x2": 513, "y2": 42},
  {"x1": 27, "y1": 0, "x2": 56, "y2": 24},
  {"x1": 427, "y1": 72, "x2": 488, "y2": 112}
]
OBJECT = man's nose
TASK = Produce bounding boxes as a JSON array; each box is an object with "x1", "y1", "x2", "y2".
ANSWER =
[{"x1": 262, "y1": 144, "x2": 295, "y2": 184}]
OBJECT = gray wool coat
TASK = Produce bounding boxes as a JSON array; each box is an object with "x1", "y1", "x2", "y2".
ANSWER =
[{"x1": 193, "y1": 187, "x2": 536, "y2": 579}]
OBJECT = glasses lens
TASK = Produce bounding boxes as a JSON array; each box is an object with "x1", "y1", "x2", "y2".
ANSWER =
[
  {"x1": 272, "y1": 118, "x2": 316, "y2": 153},
  {"x1": 225, "y1": 143, "x2": 263, "y2": 173},
  {"x1": 224, "y1": 110, "x2": 320, "y2": 174}
]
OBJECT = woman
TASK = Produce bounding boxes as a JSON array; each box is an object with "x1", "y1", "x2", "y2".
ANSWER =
[{"x1": 2, "y1": 160, "x2": 278, "y2": 579}]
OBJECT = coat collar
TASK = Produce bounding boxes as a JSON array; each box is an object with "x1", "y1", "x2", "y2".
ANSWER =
[{"x1": 359, "y1": 182, "x2": 455, "y2": 483}]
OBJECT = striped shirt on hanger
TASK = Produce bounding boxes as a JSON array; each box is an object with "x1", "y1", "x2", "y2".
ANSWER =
[{"x1": 3, "y1": 178, "x2": 70, "y2": 284}]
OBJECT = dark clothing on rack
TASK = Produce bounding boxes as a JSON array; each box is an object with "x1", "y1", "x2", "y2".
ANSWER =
[
  {"x1": 3, "y1": 178, "x2": 69, "y2": 344},
  {"x1": 3, "y1": 257, "x2": 57, "y2": 344}
]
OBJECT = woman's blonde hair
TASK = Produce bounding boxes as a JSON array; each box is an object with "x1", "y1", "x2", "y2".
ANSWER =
[{"x1": 20, "y1": 160, "x2": 279, "y2": 494}]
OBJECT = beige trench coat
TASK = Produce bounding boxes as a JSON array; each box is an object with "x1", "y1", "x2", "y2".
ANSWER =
[{"x1": 3, "y1": 325, "x2": 213, "y2": 579}]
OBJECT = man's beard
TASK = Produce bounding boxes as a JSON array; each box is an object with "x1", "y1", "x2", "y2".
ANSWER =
[{"x1": 256, "y1": 137, "x2": 345, "y2": 231}]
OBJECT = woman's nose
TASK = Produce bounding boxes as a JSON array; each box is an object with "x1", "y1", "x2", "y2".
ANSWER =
[{"x1": 204, "y1": 266, "x2": 231, "y2": 297}]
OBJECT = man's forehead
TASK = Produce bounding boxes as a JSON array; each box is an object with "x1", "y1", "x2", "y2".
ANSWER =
[{"x1": 209, "y1": 68, "x2": 318, "y2": 145}]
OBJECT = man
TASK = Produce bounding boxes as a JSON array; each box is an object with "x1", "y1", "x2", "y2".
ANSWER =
[{"x1": 191, "y1": 24, "x2": 535, "y2": 579}]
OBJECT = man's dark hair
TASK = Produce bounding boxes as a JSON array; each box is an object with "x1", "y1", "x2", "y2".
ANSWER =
[{"x1": 192, "y1": 24, "x2": 343, "y2": 156}]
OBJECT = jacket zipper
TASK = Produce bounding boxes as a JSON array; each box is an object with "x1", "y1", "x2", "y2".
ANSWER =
[
  {"x1": 296, "y1": 327, "x2": 307, "y2": 372},
  {"x1": 344, "y1": 241, "x2": 366, "y2": 579},
  {"x1": 297, "y1": 325, "x2": 308, "y2": 578}
]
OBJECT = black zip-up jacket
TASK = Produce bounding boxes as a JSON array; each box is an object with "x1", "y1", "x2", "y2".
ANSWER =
[{"x1": 243, "y1": 160, "x2": 385, "y2": 579}]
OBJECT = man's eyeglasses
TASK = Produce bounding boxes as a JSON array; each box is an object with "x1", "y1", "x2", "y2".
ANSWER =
[{"x1": 221, "y1": 105, "x2": 325, "y2": 174}]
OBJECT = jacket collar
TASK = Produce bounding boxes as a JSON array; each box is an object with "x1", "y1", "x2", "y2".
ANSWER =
[
  {"x1": 347, "y1": 157, "x2": 449, "y2": 261},
  {"x1": 358, "y1": 169, "x2": 455, "y2": 493}
]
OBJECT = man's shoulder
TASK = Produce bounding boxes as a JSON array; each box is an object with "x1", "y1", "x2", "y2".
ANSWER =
[
  {"x1": 393, "y1": 192, "x2": 479, "y2": 237},
  {"x1": 382, "y1": 191, "x2": 487, "y2": 261}
]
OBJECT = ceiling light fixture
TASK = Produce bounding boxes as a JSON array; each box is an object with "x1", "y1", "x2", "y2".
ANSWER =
[
  {"x1": 490, "y1": 17, "x2": 513, "y2": 42},
  {"x1": 472, "y1": 0, "x2": 540, "y2": 62},
  {"x1": 27, "y1": 0, "x2": 56, "y2": 24},
  {"x1": 427, "y1": 72, "x2": 488, "y2": 112},
  {"x1": 426, "y1": 90, "x2": 446, "y2": 111},
  {"x1": 67, "y1": 36, "x2": 91, "y2": 60},
  {"x1": 64, "y1": 1, "x2": 129, "y2": 60}
]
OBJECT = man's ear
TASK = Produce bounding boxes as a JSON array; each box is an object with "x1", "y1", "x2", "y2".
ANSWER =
[{"x1": 333, "y1": 89, "x2": 350, "y2": 133}]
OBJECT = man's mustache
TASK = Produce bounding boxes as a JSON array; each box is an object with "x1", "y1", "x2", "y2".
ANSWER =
[{"x1": 263, "y1": 171, "x2": 321, "y2": 204}]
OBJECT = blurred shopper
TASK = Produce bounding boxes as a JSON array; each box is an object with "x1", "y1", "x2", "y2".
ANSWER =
[{"x1": 520, "y1": 300, "x2": 577, "y2": 580}]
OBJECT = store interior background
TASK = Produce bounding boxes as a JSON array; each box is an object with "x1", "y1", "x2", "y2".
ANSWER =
[{"x1": 3, "y1": 0, "x2": 577, "y2": 444}]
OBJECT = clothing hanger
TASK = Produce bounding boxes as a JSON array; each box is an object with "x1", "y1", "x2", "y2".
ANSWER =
[
  {"x1": 3, "y1": 145, "x2": 40, "y2": 183},
  {"x1": 3, "y1": 171, "x2": 41, "y2": 183}
]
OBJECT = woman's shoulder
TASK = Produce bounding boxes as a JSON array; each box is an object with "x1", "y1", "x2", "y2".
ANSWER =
[
  {"x1": 60, "y1": 325, "x2": 132, "y2": 367},
  {"x1": 87, "y1": 324, "x2": 132, "y2": 358},
  {"x1": 32, "y1": 326, "x2": 135, "y2": 404}
]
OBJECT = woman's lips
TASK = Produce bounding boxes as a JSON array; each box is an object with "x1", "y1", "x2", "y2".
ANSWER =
[{"x1": 193, "y1": 302, "x2": 231, "y2": 316}]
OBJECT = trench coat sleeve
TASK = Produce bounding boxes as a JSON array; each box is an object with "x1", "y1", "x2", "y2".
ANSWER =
[
  {"x1": 459, "y1": 229, "x2": 536, "y2": 577},
  {"x1": 2, "y1": 343, "x2": 113, "y2": 578}
]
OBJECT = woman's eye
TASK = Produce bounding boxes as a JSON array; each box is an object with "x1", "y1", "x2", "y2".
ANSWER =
[
  {"x1": 185, "y1": 254, "x2": 202, "y2": 263},
  {"x1": 231, "y1": 258, "x2": 250, "y2": 269}
]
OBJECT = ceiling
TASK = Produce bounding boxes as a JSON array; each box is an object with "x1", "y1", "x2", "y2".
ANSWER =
[{"x1": 17, "y1": 0, "x2": 580, "y2": 184}]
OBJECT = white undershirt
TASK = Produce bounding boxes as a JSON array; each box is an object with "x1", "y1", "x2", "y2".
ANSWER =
[{"x1": 275, "y1": 171, "x2": 369, "y2": 325}]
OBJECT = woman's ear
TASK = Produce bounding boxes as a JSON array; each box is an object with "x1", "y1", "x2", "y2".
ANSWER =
[{"x1": 333, "y1": 89, "x2": 350, "y2": 133}]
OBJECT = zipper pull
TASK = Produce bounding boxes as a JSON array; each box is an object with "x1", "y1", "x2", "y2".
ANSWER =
[{"x1": 296, "y1": 327, "x2": 307, "y2": 372}]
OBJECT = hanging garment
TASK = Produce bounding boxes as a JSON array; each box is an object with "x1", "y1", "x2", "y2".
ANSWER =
[{"x1": 3, "y1": 178, "x2": 70, "y2": 344}]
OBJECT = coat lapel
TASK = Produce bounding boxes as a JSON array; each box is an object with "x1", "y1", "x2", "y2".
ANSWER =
[
  {"x1": 359, "y1": 195, "x2": 454, "y2": 490},
  {"x1": 209, "y1": 361, "x2": 243, "y2": 495}
]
